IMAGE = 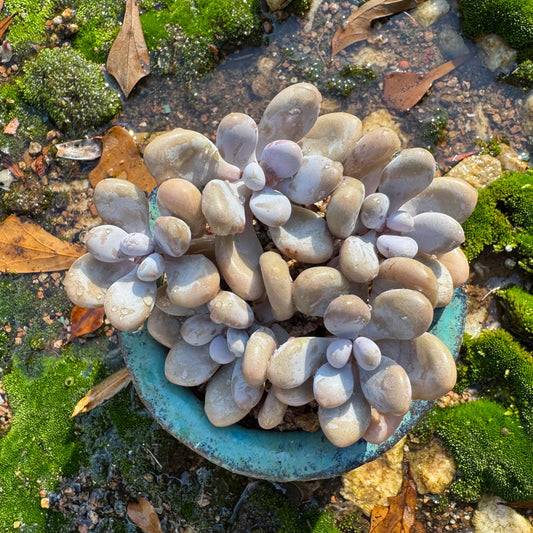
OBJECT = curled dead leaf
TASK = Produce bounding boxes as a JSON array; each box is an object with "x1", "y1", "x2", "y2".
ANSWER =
[
  {"x1": 89, "y1": 126, "x2": 157, "y2": 192},
  {"x1": 106, "y1": 0, "x2": 150, "y2": 97},
  {"x1": 332, "y1": 0, "x2": 420, "y2": 57},
  {"x1": 1, "y1": 150, "x2": 24, "y2": 180},
  {"x1": 0, "y1": 215, "x2": 84, "y2": 273},
  {"x1": 67, "y1": 305, "x2": 106, "y2": 342},
  {"x1": 72, "y1": 367, "x2": 131, "y2": 417},
  {"x1": 0, "y1": 12, "x2": 16, "y2": 42},
  {"x1": 127, "y1": 497, "x2": 163, "y2": 533}
]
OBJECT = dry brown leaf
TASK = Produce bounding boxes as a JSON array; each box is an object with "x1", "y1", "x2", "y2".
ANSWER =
[
  {"x1": 107, "y1": 0, "x2": 150, "y2": 97},
  {"x1": 0, "y1": 12, "x2": 16, "y2": 41},
  {"x1": 332, "y1": 0, "x2": 420, "y2": 57},
  {"x1": 369, "y1": 463, "x2": 426, "y2": 533},
  {"x1": 72, "y1": 367, "x2": 132, "y2": 417},
  {"x1": 3, "y1": 117, "x2": 19, "y2": 135},
  {"x1": 0, "y1": 0, "x2": 4, "y2": 12},
  {"x1": 501, "y1": 501, "x2": 533, "y2": 509},
  {"x1": 67, "y1": 305, "x2": 106, "y2": 342},
  {"x1": 0, "y1": 215, "x2": 85, "y2": 273},
  {"x1": 127, "y1": 497, "x2": 163, "y2": 533},
  {"x1": 1, "y1": 150, "x2": 24, "y2": 180},
  {"x1": 383, "y1": 54, "x2": 470, "y2": 111},
  {"x1": 89, "y1": 126, "x2": 157, "y2": 192}
]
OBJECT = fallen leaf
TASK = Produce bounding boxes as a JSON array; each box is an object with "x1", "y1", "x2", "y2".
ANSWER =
[
  {"x1": 127, "y1": 497, "x2": 163, "y2": 533},
  {"x1": 1, "y1": 150, "x2": 24, "y2": 180},
  {"x1": 67, "y1": 305, "x2": 106, "y2": 342},
  {"x1": 369, "y1": 461, "x2": 426, "y2": 533},
  {"x1": 107, "y1": 0, "x2": 150, "y2": 97},
  {"x1": 0, "y1": 215, "x2": 85, "y2": 273},
  {"x1": 332, "y1": 0, "x2": 420, "y2": 57},
  {"x1": 501, "y1": 501, "x2": 533, "y2": 509},
  {"x1": 3, "y1": 117, "x2": 18, "y2": 134},
  {"x1": 31, "y1": 154, "x2": 47, "y2": 177},
  {"x1": 0, "y1": 12, "x2": 16, "y2": 41},
  {"x1": 72, "y1": 367, "x2": 131, "y2": 417},
  {"x1": 383, "y1": 54, "x2": 470, "y2": 111},
  {"x1": 0, "y1": 1, "x2": 4, "y2": 11},
  {"x1": 56, "y1": 138, "x2": 102, "y2": 160},
  {"x1": 89, "y1": 126, "x2": 157, "y2": 192}
]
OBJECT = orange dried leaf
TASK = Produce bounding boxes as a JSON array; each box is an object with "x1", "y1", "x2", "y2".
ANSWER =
[
  {"x1": 369, "y1": 468, "x2": 425, "y2": 533},
  {"x1": 331, "y1": 0, "x2": 420, "y2": 57},
  {"x1": 0, "y1": 1, "x2": 4, "y2": 11},
  {"x1": 106, "y1": 0, "x2": 150, "y2": 97},
  {"x1": 72, "y1": 367, "x2": 131, "y2": 417},
  {"x1": 0, "y1": 215, "x2": 85, "y2": 273},
  {"x1": 89, "y1": 126, "x2": 157, "y2": 192},
  {"x1": 3, "y1": 117, "x2": 19, "y2": 135},
  {"x1": 68, "y1": 305, "x2": 106, "y2": 342},
  {"x1": 127, "y1": 497, "x2": 163, "y2": 533},
  {"x1": 0, "y1": 12, "x2": 16, "y2": 41}
]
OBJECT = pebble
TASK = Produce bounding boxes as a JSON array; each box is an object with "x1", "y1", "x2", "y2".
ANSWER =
[
  {"x1": 379, "y1": 148, "x2": 436, "y2": 211},
  {"x1": 85, "y1": 225, "x2": 128, "y2": 263},
  {"x1": 343, "y1": 127, "x2": 401, "y2": 194},
  {"x1": 271, "y1": 378, "x2": 315, "y2": 406},
  {"x1": 146, "y1": 307, "x2": 182, "y2": 348},
  {"x1": 359, "y1": 355, "x2": 412, "y2": 416},
  {"x1": 326, "y1": 339, "x2": 353, "y2": 368},
  {"x1": 408, "y1": 212, "x2": 465, "y2": 255},
  {"x1": 256, "y1": 82, "x2": 322, "y2": 154},
  {"x1": 339, "y1": 235, "x2": 380, "y2": 283},
  {"x1": 436, "y1": 247, "x2": 470, "y2": 287},
  {"x1": 242, "y1": 327, "x2": 277, "y2": 387},
  {"x1": 63, "y1": 254, "x2": 134, "y2": 308},
  {"x1": 209, "y1": 335, "x2": 237, "y2": 364},
  {"x1": 313, "y1": 362, "x2": 354, "y2": 408},
  {"x1": 153, "y1": 216, "x2": 191, "y2": 257},
  {"x1": 231, "y1": 358, "x2": 264, "y2": 409},
  {"x1": 137, "y1": 253, "x2": 165, "y2": 282},
  {"x1": 259, "y1": 251, "x2": 296, "y2": 321},
  {"x1": 362, "y1": 408, "x2": 404, "y2": 444},
  {"x1": 293, "y1": 267, "x2": 352, "y2": 316},
  {"x1": 269, "y1": 205, "x2": 334, "y2": 264},
  {"x1": 226, "y1": 328, "x2": 249, "y2": 357},
  {"x1": 415, "y1": 254, "x2": 454, "y2": 307},
  {"x1": 119, "y1": 232, "x2": 154, "y2": 257},
  {"x1": 400, "y1": 177, "x2": 478, "y2": 223},
  {"x1": 93, "y1": 179, "x2": 151, "y2": 236},
  {"x1": 215, "y1": 220, "x2": 265, "y2": 301},
  {"x1": 156, "y1": 178, "x2": 206, "y2": 237},
  {"x1": 260, "y1": 139, "x2": 303, "y2": 179},
  {"x1": 268, "y1": 337, "x2": 333, "y2": 389},
  {"x1": 386, "y1": 210, "x2": 414, "y2": 233},
  {"x1": 299, "y1": 112, "x2": 362, "y2": 162},
  {"x1": 103, "y1": 269, "x2": 156, "y2": 331},
  {"x1": 204, "y1": 363, "x2": 250, "y2": 427},
  {"x1": 165, "y1": 255, "x2": 220, "y2": 307},
  {"x1": 201, "y1": 179, "x2": 246, "y2": 235},
  {"x1": 323, "y1": 294, "x2": 371, "y2": 338},
  {"x1": 276, "y1": 155, "x2": 343, "y2": 204},
  {"x1": 143, "y1": 128, "x2": 241, "y2": 187},
  {"x1": 216, "y1": 112, "x2": 258, "y2": 170},
  {"x1": 326, "y1": 177, "x2": 365, "y2": 238},
  {"x1": 242, "y1": 161, "x2": 266, "y2": 191},
  {"x1": 155, "y1": 285, "x2": 206, "y2": 316},
  {"x1": 318, "y1": 387, "x2": 371, "y2": 447},
  {"x1": 353, "y1": 337, "x2": 382, "y2": 371},
  {"x1": 360, "y1": 193, "x2": 390, "y2": 230},
  {"x1": 208, "y1": 290, "x2": 254, "y2": 329},
  {"x1": 376, "y1": 234, "x2": 418, "y2": 259},
  {"x1": 258, "y1": 389, "x2": 287, "y2": 429},
  {"x1": 249, "y1": 187, "x2": 292, "y2": 227},
  {"x1": 180, "y1": 314, "x2": 226, "y2": 346},
  {"x1": 165, "y1": 338, "x2": 220, "y2": 386}
]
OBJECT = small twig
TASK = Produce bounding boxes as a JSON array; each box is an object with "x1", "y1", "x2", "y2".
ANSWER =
[
  {"x1": 144, "y1": 446, "x2": 163, "y2": 470},
  {"x1": 481, "y1": 286, "x2": 501, "y2": 301}
]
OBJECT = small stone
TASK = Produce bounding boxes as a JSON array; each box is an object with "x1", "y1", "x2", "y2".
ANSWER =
[
  {"x1": 408, "y1": 212, "x2": 465, "y2": 255},
  {"x1": 313, "y1": 362, "x2": 354, "y2": 408},
  {"x1": 165, "y1": 339, "x2": 220, "y2": 386},
  {"x1": 323, "y1": 294, "x2": 371, "y2": 338},
  {"x1": 353, "y1": 337, "x2": 382, "y2": 371},
  {"x1": 180, "y1": 314, "x2": 226, "y2": 346},
  {"x1": 259, "y1": 251, "x2": 296, "y2": 321},
  {"x1": 376, "y1": 234, "x2": 418, "y2": 259},
  {"x1": 147, "y1": 307, "x2": 182, "y2": 348},
  {"x1": 152, "y1": 217, "x2": 192, "y2": 258},
  {"x1": 85, "y1": 225, "x2": 128, "y2": 263},
  {"x1": 208, "y1": 291, "x2": 254, "y2": 329},
  {"x1": 216, "y1": 112, "x2": 258, "y2": 170},
  {"x1": 445, "y1": 154, "x2": 502, "y2": 189},
  {"x1": 249, "y1": 187, "x2": 292, "y2": 227},
  {"x1": 360, "y1": 193, "x2": 390, "y2": 230},
  {"x1": 201, "y1": 179, "x2": 246, "y2": 235},
  {"x1": 242, "y1": 327, "x2": 277, "y2": 387},
  {"x1": 339, "y1": 234, "x2": 380, "y2": 283},
  {"x1": 473, "y1": 494, "x2": 533, "y2": 533},
  {"x1": 326, "y1": 338, "x2": 353, "y2": 368},
  {"x1": 209, "y1": 335, "x2": 237, "y2": 364},
  {"x1": 326, "y1": 177, "x2": 365, "y2": 238},
  {"x1": 260, "y1": 139, "x2": 303, "y2": 179},
  {"x1": 137, "y1": 253, "x2": 165, "y2": 282},
  {"x1": 120, "y1": 232, "x2": 154, "y2": 257},
  {"x1": 271, "y1": 378, "x2": 315, "y2": 406},
  {"x1": 231, "y1": 357, "x2": 264, "y2": 409},
  {"x1": 258, "y1": 389, "x2": 287, "y2": 429},
  {"x1": 28, "y1": 142, "x2": 42, "y2": 156}
]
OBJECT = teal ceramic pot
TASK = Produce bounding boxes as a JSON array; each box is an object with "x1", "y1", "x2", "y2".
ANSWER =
[{"x1": 121, "y1": 286, "x2": 466, "y2": 481}]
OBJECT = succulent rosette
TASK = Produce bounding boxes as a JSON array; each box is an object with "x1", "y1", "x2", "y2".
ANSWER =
[{"x1": 64, "y1": 83, "x2": 477, "y2": 448}]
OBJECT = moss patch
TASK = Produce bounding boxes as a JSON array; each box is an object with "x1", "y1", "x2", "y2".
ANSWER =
[
  {"x1": 0, "y1": 349, "x2": 105, "y2": 530},
  {"x1": 428, "y1": 400, "x2": 533, "y2": 502},
  {"x1": 462, "y1": 170, "x2": 533, "y2": 271},
  {"x1": 496, "y1": 285, "x2": 533, "y2": 349}
]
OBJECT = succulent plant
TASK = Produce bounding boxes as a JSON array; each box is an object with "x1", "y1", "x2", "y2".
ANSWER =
[{"x1": 64, "y1": 83, "x2": 478, "y2": 448}]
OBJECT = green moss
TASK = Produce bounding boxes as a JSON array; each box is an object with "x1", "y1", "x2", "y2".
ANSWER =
[
  {"x1": 456, "y1": 329, "x2": 533, "y2": 437},
  {"x1": 501, "y1": 59, "x2": 533, "y2": 88},
  {"x1": 1, "y1": 178, "x2": 53, "y2": 219},
  {"x1": 496, "y1": 285, "x2": 533, "y2": 348},
  {"x1": 19, "y1": 47, "x2": 121, "y2": 135},
  {"x1": 0, "y1": 350, "x2": 105, "y2": 530},
  {"x1": 310, "y1": 509, "x2": 342, "y2": 533},
  {"x1": 429, "y1": 400, "x2": 533, "y2": 502},
  {"x1": 422, "y1": 108, "x2": 448, "y2": 148},
  {"x1": 477, "y1": 136, "x2": 503, "y2": 157},
  {"x1": 459, "y1": 0, "x2": 533, "y2": 49},
  {"x1": 0, "y1": 83, "x2": 49, "y2": 158},
  {"x1": 326, "y1": 65, "x2": 377, "y2": 98},
  {"x1": 462, "y1": 170, "x2": 533, "y2": 268}
]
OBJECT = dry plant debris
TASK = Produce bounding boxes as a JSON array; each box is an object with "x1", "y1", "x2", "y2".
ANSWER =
[
  {"x1": 67, "y1": 305, "x2": 106, "y2": 342},
  {"x1": 126, "y1": 497, "x2": 163, "y2": 533}
]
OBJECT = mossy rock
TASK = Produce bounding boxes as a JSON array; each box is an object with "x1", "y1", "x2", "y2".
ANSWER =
[
  {"x1": 496, "y1": 285, "x2": 533, "y2": 349},
  {"x1": 18, "y1": 47, "x2": 121, "y2": 135},
  {"x1": 428, "y1": 399, "x2": 533, "y2": 502}
]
